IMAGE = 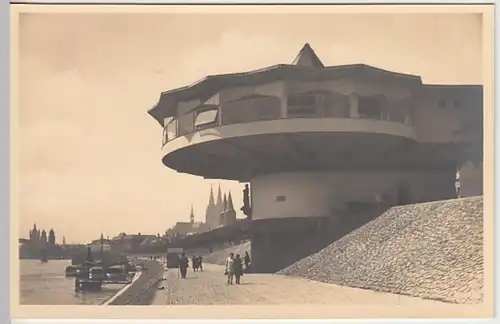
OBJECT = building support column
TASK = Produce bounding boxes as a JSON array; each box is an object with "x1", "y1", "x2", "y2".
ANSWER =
[
  {"x1": 349, "y1": 93, "x2": 359, "y2": 118},
  {"x1": 217, "y1": 104, "x2": 223, "y2": 126},
  {"x1": 280, "y1": 95, "x2": 288, "y2": 119}
]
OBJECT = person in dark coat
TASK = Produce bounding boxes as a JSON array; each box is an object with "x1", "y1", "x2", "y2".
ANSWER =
[
  {"x1": 244, "y1": 251, "x2": 251, "y2": 271},
  {"x1": 198, "y1": 255, "x2": 203, "y2": 271},
  {"x1": 192, "y1": 255, "x2": 198, "y2": 272},
  {"x1": 233, "y1": 254, "x2": 244, "y2": 284},
  {"x1": 179, "y1": 252, "x2": 189, "y2": 279}
]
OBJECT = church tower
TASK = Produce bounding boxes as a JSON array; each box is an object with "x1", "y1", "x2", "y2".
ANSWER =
[
  {"x1": 220, "y1": 193, "x2": 228, "y2": 226},
  {"x1": 215, "y1": 184, "x2": 224, "y2": 226},
  {"x1": 205, "y1": 185, "x2": 216, "y2": 228},
  {"x1": 224, "y1": 191, "x2": 237, "y2": 226},
  {"x1": 190, "y1": 204, "x2": 195, "y2": 224}
]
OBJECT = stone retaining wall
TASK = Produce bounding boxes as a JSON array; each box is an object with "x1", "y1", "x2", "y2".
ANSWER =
[
  {"x1": 107, "y1": 260, "x2": 164, "y2": 305},
  {"x1": 202, "y1": 241, "x2": 251, "y2": 265},
  {"x1": 277, "y1": 197, "x2": 483, "y2": 304}
]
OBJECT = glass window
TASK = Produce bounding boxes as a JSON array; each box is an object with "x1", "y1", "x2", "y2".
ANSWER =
[
  {"x1": 195, "y1": 109, "x2": 218, "y2": 127},
  {"x1": 288, "y1": 94, "x2": 318, "y2": 116},
  {"x1": 162, "y1": 127, "x2": 168, "y2": 146},
  {"x1": 254, "y1": 97, "x2": 281, "y2": 120},
  {"x1": 223, "y1": 100, "x2": 253, "y2": 125},
  {"x1": 325, "y1": 94, "x2": 349, "y2": 118},
  {"x1": 223, "y1": 96, "x2": 280, "y2": 124},
  {"x1": 163, "y1": 117, "x2": 173, "y2": 125},
  {"x1": 358, "y1": 96, "x2": 384, "y2": 120},
  {"x1": 165, "y1": 118, "x2": 177, "y2": 142},
  {"x1": 177, "y1": 113, "x2": 195, "y2": 136},
  {"x1": 389, "y1": 105, "x2": 406, "y2": 123}
]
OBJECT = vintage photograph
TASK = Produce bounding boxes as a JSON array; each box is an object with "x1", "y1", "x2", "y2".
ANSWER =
[{"x1": 11, "y1": 4, "x2": 492, "y2": 318}]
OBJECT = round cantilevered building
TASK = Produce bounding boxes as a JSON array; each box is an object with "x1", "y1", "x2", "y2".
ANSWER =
[{"x1": 148, "y1": 44, "x2": 483, "y2": 272}]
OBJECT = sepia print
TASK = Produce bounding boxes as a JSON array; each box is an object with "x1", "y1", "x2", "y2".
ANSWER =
[{"x1": 11, "y1": 4, "x2": 494, "y2": 319}]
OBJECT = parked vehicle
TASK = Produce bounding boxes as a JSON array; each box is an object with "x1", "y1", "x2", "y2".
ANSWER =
[{"x1": 166, "y1": 247, "x2": 183, "y2": 268}]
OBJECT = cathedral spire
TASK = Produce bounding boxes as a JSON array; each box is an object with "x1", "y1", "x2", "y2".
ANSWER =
[
  {"x1": 227, "y1": 191, "x2": 235, "y2": 211},
  {"x1": 223, "y1": 193, "x2": 228, "y2": 211},
  {"x1": 209, "y1": 184, "x2": 215, "y2": 206},
  {"x1": 217, "y1": 184, "x2": 223, "y2": 205}
]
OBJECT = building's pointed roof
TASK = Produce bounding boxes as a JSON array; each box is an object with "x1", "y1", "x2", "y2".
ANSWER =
[
  {"x1": 208, "y1": 184, "x2": 215, "y2": 206},
  {"x1": 223, "y1": 193, "x2": 228, "y2": 210},
  {"x1": 149, "y1": 41, "x2": 424, "y2": 126},
  {"x1": 190, "y1": 204, "x2": 195, "y2": 223},
  {"x1": 217, "y1": 184, "x2": 223, "y2": 204},
  {"x1": 227, "y1": 191, "x2": 235, "y2": 211},
  {"x1": 291, "y1": 43, "x2": 324, "y2": 68}
]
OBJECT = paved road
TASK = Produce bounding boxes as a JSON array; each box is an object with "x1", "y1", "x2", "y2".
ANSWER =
[{"x1": 152, "y1": 264, "x2": 458, "y2": 306}]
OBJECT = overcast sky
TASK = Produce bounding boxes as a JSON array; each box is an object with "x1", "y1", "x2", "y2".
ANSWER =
[{"x1": 17, "y1": 10, "x2": 482, "y2": 243}]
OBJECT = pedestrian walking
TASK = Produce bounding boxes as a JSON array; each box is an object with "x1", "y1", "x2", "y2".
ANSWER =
[
  {"x1": 224, "y1": 252, "x2": 235, "y2": 285},
  {"x1": 192, "y1": 255, "x2": 198, "y2": 272},
  {"x1": 198, "y1": 255, "x2": 203, "y2": 271},
  {"x1": 233, "y1": 254, "x2": 244, "y2": 284},
  {"x1": 179, "y1": 252, "x2": 189, "y2": 279},
  {"x1": 244, "y1": 251, "x2": 251, "y2": 272}
]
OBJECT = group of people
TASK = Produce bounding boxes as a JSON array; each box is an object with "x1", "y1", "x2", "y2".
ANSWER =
[
  {"x1": 191, "y1": 255, "x2": 203, "y2": 272},
  {"x1": 176, "y1": 250, "x2": 251, "y2": 284},
  {"x1": 224, "y1": 251, "x2": 251, "y2": 285}
]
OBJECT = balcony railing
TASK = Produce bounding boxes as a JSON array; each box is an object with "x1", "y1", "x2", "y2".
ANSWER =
[{"x1": 162, "y1": 103, "x2": 413, "y2": 147}]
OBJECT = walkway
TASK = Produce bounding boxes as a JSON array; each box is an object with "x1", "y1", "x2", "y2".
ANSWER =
[{"x1": 152, "y1": 264, "x2": 457, "y2": 306}]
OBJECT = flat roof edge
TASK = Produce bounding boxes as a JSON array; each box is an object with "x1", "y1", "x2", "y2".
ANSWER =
[{"x1": 423, "y1": 83, "x2": 483, "y2": 89}]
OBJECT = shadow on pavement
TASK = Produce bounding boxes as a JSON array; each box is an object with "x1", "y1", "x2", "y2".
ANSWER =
[{"x1": 235, "y1": 282, "x2": 256, "y2": 286}]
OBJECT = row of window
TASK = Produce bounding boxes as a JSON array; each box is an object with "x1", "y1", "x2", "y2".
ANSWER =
[{"x1": 162, "y1": 93, "x2": 413, "y2": 145}]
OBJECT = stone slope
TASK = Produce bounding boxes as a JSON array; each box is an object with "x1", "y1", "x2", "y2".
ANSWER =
[
  {"x1": 277, "y1": 197, "x2": 483, "y2": 304},
  {"x1": 202, "y1": 241, "x2": 251, "y2": 265}
]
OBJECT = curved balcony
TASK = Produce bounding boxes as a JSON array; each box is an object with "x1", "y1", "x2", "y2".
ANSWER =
[
  {"x1": 162, "y1": 92, "x2": 416, "y2": 149},
  {"x1": 163, "y1": 117, "x2": 416, "y2": 155}
]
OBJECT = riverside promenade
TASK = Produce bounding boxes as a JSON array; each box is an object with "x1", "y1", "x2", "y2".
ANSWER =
[
  {"x1": 106, "y1": 259, "x2": 165, "y2": 305},
  {"x1": 152, "y1": 263, "x2": 462, "y2": 306}
]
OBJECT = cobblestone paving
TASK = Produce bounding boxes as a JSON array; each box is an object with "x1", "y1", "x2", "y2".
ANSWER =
[
  {"x1": 278, "y1": 197, "x2": 484, "y2": 304},
  {"x1": 152, "y1": 264, "x2": 458, "y2": 306}
]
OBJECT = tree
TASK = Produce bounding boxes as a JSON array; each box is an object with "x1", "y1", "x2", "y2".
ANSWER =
[{"x1": 48, "y1": 229, "x2": 56, "y2": 245}]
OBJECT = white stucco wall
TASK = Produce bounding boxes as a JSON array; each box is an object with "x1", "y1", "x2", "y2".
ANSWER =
[{"x1": 250, "y1": 171, "x2": 456, "y2": 220}]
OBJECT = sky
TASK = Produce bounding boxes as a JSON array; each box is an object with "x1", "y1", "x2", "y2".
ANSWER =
[{"x1": 16, "y1": 10, "x2": 482, "y2": 243}]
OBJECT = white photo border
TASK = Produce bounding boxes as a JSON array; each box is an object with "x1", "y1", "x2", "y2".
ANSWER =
[{"x1": 4, "y1": 1, "x2": 497, "y2": 323}]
